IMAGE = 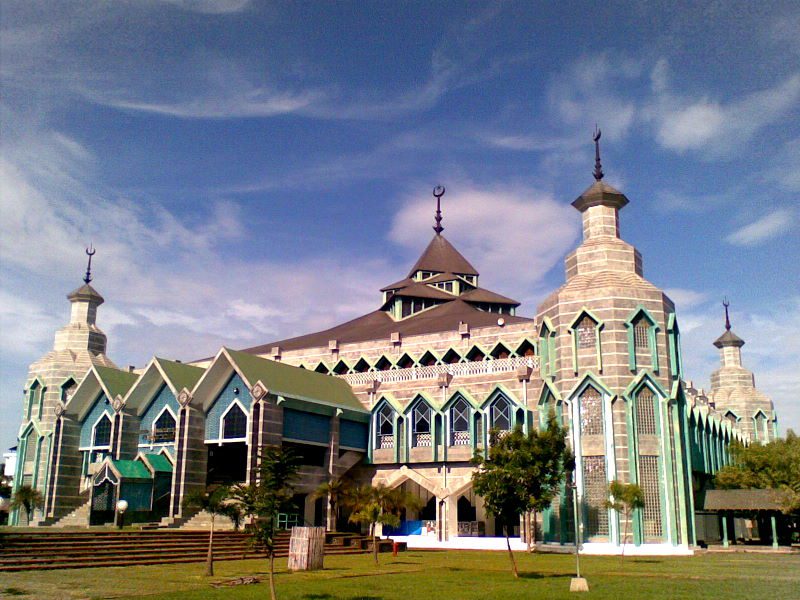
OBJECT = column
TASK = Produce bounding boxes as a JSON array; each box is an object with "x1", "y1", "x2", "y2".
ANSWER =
[
  {"x1": 770, "y1": 515, "x2": 778, "y2": 549},
  {"x1": 721, "y1": 514, "x2": 729, "y2": 548}
]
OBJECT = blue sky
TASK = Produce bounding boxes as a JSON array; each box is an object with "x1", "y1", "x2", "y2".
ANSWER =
[{"x1": 1, "y1": 1, "x2": 798, "y2": 450}]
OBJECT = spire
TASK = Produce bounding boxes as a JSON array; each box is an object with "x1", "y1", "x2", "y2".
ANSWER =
[
  {"x1": 593, "y1": 126, "x2": 604, "y2": 181},
  {"x1": 723, "y1": 297, "x2": 731, "y2": 331},
  {"x1": 433, "y1": 185, "x2": 445, "y2": 234},
  {"x1": 84, "y1": 244, "x2": 96, "y2": 285}
]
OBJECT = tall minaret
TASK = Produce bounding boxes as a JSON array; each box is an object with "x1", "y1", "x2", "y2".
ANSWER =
[
  {"x1": 13, "y1": 248, "x2": 117, "y2": 525},
  {"x1": 709, "y1": 300, "x2": 776, "y2": 442}
]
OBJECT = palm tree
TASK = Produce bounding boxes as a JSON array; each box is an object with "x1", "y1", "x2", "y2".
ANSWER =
[
  {"x1": 312, "y1": 477, "x2": 350, "y2": 531},
  {"x1": 183, "y1": 485, "x2": 231, "y2": 576},
  {"x1": 11, "y1": 485, "x2": 43, "y2": 525},
  {"x1": 604, "y1": 480, "x2": 645, "y2": 563}
]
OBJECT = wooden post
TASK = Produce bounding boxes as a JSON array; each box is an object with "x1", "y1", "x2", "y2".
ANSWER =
[{"x1": 288, "y1": 526, "x2": 325, "y2": 571}]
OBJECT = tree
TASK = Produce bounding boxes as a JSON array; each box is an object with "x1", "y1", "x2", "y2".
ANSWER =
[
  {"x1": 715, "y1": 430, "x2": 800, "y2": 514},
  {"x1": 604, "y1": 480, "x2": 644, "y2": 561},
  {"x1": 230, "y1": 446, "x2": 301, "y2": 600},
  {"x1": 471, "y1": 415, "x2": 572, "y2": 578},
  {"x1": 10, "y1": 485, "x2": 44, "y2": 525},
  {"x1": 312, "y1": 476, "x2": 350, "y2": 531},
  {"x1": 343, "y1": 483, "x2": 422, "y2": 565},
  {"x1": 183, "y1": 485, "x2": 231, "y2": 576}
]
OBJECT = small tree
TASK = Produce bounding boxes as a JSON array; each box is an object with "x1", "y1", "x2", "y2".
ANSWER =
[
  {"x1": 604, "y1": 480, "x2": 644, "y2": 561},
  {"x1": 313, "y1": 477, "x2": 350, "y2": 531},
  {"x1": 10, "y1": 485, "x2": 44, "y2": 525},
  {"x1": 183, "y1": 485, "x2": 231, "y2": 576},
  {"x1": 344, "y1": 483, "x2": 422, "y2": 565},
  {"x1": 231, "y1": 446, "x2": 301, "y2": 600},
  {"x1": 471, "y1": 414, "x2": 572, "y2": 578}
]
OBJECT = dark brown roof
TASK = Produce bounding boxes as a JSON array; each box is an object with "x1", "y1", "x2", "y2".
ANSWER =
[
  {"x1": 408, "y1": 234, "x2": 478, "y2": 276},
  {"x1": 388, "y1": 282, "x2": 455, "y2": 301},
  {"x1": 572, "y1": 180, "x2": 629, "y2": 213},
  {"x1": 241, "y1": 299, "x2": 532, "y2": 354},
  {"x1": 461, "y1": 287, "x2": 519, "y2": 306},
  {"x1": 380, "y1": 277, "x2": 414, "y2": 292},
  {"x1": 714, "y1": 329, "x2": 745, "y2": 348},
  {"x1": 703, "y1": 489, "x2": 784, "y2": 511}
]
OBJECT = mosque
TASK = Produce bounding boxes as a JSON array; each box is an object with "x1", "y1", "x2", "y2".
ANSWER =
[{"x1": 10, "y1": 136, "x2": 778, "y2": 553}]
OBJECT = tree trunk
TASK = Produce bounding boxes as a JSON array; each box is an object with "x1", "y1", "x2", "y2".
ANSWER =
[
  {"x1": 373, "y1": 532, "x2": 379, "y2": 565},
  {"x1": 505, "y1": 527, "x2": 519, "y2": 578},
  {"x1": 268, "y1": 550, "x2": 277, "y2": 600},
  {"x1": 620, "y1": 510, "x2": 629, "y2": 567},
  {"x1": 205, "y1": 514, "x2": 215, "y2": 577}
]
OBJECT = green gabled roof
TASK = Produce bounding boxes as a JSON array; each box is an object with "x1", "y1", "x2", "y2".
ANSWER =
[
  {"x1": 155, "y1": 358, "x2": 205, "y2": 393},
  {"x1": 143, "y1": 453, "x2": 173, "y2": 473},
  {"x1": 95, "y1": 365, "x2": 139, "y2": 399},
  {"x1": 112, "y1": 459, "x2": 151, "y2": 480},
  {"x1": 225, "y1": 348, "x2": 367, "y2": 415}
]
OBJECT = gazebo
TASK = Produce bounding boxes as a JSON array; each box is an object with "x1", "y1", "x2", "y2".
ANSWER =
[{"x1": 702, "y1": 489, "x2": 791, "y2": 548}]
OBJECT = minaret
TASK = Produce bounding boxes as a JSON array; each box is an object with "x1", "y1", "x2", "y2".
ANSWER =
[
  {"x1": 709, "y1": 300, "x2": 776, "y2": 441},
  {"x1": 565, "y1": 128, "x2": 643, "y2": 280},
  {"x1": 13, "y1": 248, "x2": 116, "y2": 525}
]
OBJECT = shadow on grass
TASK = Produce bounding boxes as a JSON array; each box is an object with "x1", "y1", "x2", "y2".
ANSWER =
[
  {"x1": 303, "y1": 595, "x2": 334, "y2": 599},
  {"x1": 518, "y1": 572, "x2": 572, "y2": 580},
  {"x1": 2, "y1": 589, "x2": 27, "y2": 597}
]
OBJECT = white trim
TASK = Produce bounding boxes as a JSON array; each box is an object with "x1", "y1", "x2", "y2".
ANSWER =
[
  {"x1": 90, "y1": 411, "x2": 114, "y2": 449},
  {"x1": 149, "y1": 404, "x2": 178, "y2": 447},
  {"x1": 204, "y1": 397, "x2": 250, "y2": 445}
]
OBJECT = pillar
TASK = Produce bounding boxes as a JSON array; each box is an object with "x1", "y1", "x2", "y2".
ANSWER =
[
  {"x1": 770, "y1": 515, "x2": 778, "y2": 549},
  {"x1": 721, "y1": 514, "x2": 729, "y2": 548}
]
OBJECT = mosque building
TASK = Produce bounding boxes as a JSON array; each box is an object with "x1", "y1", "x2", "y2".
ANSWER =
[{"x1": 10, "y1": 136, "x2": 778, "y2": 553}]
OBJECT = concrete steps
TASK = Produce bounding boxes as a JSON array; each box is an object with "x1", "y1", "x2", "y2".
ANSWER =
[
  {"x1": 0, "y1": 529, "x2": 400, "y2": 572},
  {"x1": 50, "y1": 501, "x2": 91, "y2": 528}
]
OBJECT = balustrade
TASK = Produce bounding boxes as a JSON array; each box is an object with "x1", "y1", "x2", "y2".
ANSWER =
[{"x1": 339, "y1": 356, "x2": 538, "y2": 385}]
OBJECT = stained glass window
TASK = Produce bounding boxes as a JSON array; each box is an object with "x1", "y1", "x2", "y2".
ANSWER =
[{"x1": 222, "y1": 403, "x2": 247, "y2": 439}]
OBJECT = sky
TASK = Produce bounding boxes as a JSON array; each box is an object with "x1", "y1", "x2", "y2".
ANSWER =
[{"x1": 1, "y1": 1, "x2": 798, "y2": 451}]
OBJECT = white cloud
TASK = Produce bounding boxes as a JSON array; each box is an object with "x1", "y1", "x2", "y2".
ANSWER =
[
  {"x1": 648, "y1": 66, "x2": 800, "y2": 157},
  {"x1": 664, "y1": 288, "x2": 710, "y2": 310},
  {"x1": 726, "y1": 208, "x2": 795, "y2": 246},
  {"x1": 158, "y1": 0, "x2": 252, "y2": 14}
]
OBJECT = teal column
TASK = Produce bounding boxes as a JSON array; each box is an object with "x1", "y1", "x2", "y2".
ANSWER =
[
  {"x1": 771, "y1": 515, "x2": 778, "y2": 549},
  {"x1": 721, "y1": 514, "x2": 729, "y2": 548}
]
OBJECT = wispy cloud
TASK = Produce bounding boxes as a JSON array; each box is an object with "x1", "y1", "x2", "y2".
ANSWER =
[
  {"x1": 726, "y1": 208, "x2": 795, "y2": 246},
  {"x1": 664, "y1": 288, "x2": 710, "y2": 310},
  {"x1": 158, "y1": 0, "x2": 252, "y2": 14}
]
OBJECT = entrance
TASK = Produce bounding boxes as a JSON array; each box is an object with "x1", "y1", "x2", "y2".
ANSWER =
[{"x1": 206, "y1": 442, "x2": 247, "y2": 484}]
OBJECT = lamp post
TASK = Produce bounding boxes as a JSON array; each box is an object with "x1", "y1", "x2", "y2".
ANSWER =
[
  {"x1": 116, "y1": 499, "x2": 128, "y2": 530},
  {"x1": 569, "y1": 406, "x2": 589, "y2": 593}
]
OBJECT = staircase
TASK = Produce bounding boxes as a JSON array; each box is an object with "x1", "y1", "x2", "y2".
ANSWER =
[
  {"x1": 176, "y1": 510, "x2": 236, "y2": 531},
  {"x1": 50, "y1": 501, "x2": 91, "y2": 528},
  {"x1": 0, "y1": 529, "x2": 403, "y2": 572}
]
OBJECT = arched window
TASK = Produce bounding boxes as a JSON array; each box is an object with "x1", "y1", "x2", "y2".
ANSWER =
[
  {"x1": 93, "y1": 414, "x2": 112, "y2": 448},
  {"x1": 412, "y1": 402, "x2": 432, "y2": 447},
  {"x1": 579, "y1": 386, "x2": 603, "y2": 436},
  {"x1": 37, "y1": 387, "x2": 47, "y2": 419},
  {"x1": 577, "y1": 316, "x2": 596, "y2": 348},
  {"x1": 61, "y1": 378, "x2": 77, "y2": 403},
  {"x1": 753, "y1": 412, "x2": 766, "y2": 441},
  {"x1": 491, "y1": 396, "x2": 511, "y2": 431},
  {"x1": 635, "y1": 388, "x2": 657, "y2": 435},
  {"x1": 633, "y1": 318, "x2": 649, "y2": 349},
  {"x1": 222, "y1": 403, "x2": 247, "y2": 440},
  {"x1": 450, "y1": 398, "x2": 470, "y2": 445},
  {"x1": 377, "y1": 404, "x2": 394, "y2": 449},
  {"x1": 152, "y1": 410, "x2": 177, "y2": 443}
]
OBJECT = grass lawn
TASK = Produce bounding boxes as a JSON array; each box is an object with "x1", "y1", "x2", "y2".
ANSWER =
[{"x1": 1, "y1": 550, "x2": 798, "y2": 600}]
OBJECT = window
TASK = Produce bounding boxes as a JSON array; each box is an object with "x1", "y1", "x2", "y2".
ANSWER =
[
  {"x1": 579, "y1": 387, "x2": 603, "y2": 436},
  {"x1": 636, "y1": 389, "x2": 657, "y2": 436},
  {"x1": 37, "y1": 387, "x2": 47, "y2": 419},
  {"x1": 639, "y1": 455, "x2": 663, "y2": 538},
  {"x1": 413, "y1": 403, "x2": 432, "y2": 447},
  {"x1": 222, "y1": 403, "x2": 247, "y2": 439},
  {"x1": 93, "y1": 415, "x2": 112, "y2": 447},
  {"x1": 633, "y1": 319, "x2": 649, "y2": 349},
  {"x1": 491, "y1": 397, "x2": 511, "y2": 431},
  {"x1": 61, "y1": 379, "x2": 77, "y2": 403},
  {"x1": 583, "y1": 456, "x2": 609, "y2": 537},
  {"x1": 450, "y1": 398, "x2": 470, "y2": 445},
  {"x1": 377, "y1": 404, "x2": 394, "y2": 449},
  {"x1": 152, "y1": 410, "x2": 176, "y2": 443},
  {"x1": 577, "y1": 315, "x2": 596, "y2": 349}
]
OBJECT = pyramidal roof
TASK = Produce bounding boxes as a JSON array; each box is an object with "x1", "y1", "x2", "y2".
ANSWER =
[{"x1": 407, "y1": 234, "x2": 478, "y2": 277}]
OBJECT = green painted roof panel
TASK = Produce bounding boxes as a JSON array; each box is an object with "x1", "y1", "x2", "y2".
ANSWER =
[
  {"x1": 112, "y1": 459, "x2": 152, "y2": 480},
  {"x1": 143, "y1": 453, "x2": 173, "y2": 473},
  {"x1": 226, "y1": 348, "x2": 367, "y2": 414},
  {"x1": 156, "y1": 358, "x2": 205, "y2": 393},
  {"x1": 95, "y1": 365, "x2": 139, "y2": 399}
]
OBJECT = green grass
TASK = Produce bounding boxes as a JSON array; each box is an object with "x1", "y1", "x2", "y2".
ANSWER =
[{"x1": 1, "y1": 550, "x2": 798, "y2": 600}]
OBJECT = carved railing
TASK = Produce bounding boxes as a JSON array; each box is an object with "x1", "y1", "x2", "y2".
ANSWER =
[{"x1": 338, "y1": 356, "x2": 538, "y2": 386}]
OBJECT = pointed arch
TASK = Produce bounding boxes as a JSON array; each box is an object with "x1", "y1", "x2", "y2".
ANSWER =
[
  {"x1": 25, "y1": 378, "x2": 45, "y2": 421},
  {"x1": 151, "y1": 405, "x2": 178, "y2": 444},
  {"x1": 515, "y1": 338, "x2": 536, "y2": 358},
  {"x1": 220, "y1": 398, "x2": 249, "y2": 441},
  {"x1": 489, "y1": 341, "x2": 512, "y2": 360},
  {"x1": 465, "y1": 344, "x2": 488, "y2": 362},
  {"x1": 538, "y1": 316, "x2": 557, "y2": 378},
  {"x1": 624, "y1": 305, "x2": 661, "y2": 373},
  {"x1": 404, "y1": 393, "x2": 439, "y2": 449},
  {"x1": 59, "y1": 376, "x2": 78, "y2": 404},
  {"x1": 373, "y1": 355, "x2": 394, "y2": 371},
  {"x1": 314, "y1": 361, "x2": 330, "y2": 374},
  {"x1": 441, "y1": 347, "x2": 462, "y2": 364},
  {"x1": 332, "y1": 359, "x2": 351, "y2": 375},
  {"x1": 352, "y1": 357, "x2": 371, "y2": 373},
  {"x1": 396, "y1": 352, "x2": 416, "y2": 369},
  {"x1": 568, "y1": 307, "x2": 605, "y2": 374},
  {"x1": 418, "y1": 350, "x2": 439, "y2": 367}
]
